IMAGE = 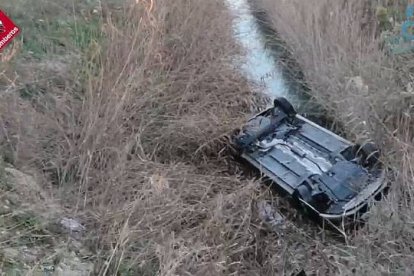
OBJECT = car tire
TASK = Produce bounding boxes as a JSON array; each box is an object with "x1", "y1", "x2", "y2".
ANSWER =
[
  {"x1": 228, "y1": 129, "x2": 243, "y2": 155},
  {"x1": 273, "y1": 97, "x2": 297, "y2": 117},
  {"x1": 358, "y1": 142, "x2": 380, "y2": 166}
]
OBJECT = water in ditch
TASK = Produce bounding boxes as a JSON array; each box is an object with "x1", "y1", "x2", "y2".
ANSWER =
[
  {"x1": 226, "y1": 0, "x2": 344, "y2": 132},
  {"x1": 226, "y1": 0, "x2": 316, "y2": 113}
]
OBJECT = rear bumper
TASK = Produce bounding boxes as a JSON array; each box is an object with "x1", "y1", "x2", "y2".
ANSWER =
[
  {"x1": 305, "y1": 170, "x2": 387, "y2": 220},
  {"x1": 242, "y1": 152, "x2": 388, "y2": 220}
]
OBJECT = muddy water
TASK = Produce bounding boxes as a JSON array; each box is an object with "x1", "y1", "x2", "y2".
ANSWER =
[
  {"x1": 226, "y1": 0, "x2": 313, "y2": 113},
  {"x1": 226, "y1": 0, "x2": 344, "y2": 133}
]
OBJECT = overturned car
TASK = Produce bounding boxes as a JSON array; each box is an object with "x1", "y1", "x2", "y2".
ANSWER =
[{"x1": 233, "y1": 97, "x2": 388, "y2": 221}]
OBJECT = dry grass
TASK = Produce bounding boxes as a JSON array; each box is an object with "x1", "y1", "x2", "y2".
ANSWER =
[{"x1": 252, "y1": 0, "x2": 414, "y2": 274}]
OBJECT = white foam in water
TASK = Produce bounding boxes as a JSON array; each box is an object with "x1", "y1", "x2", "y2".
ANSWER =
[{"x1": 225, "y1": 0, "x2": 302, "y2": 107}]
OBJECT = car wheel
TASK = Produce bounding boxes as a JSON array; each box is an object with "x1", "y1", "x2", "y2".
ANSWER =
[
  {"x1": 228, "y1": 129, "x2": 243, "y2": 155},
  {"x1": 358, "y1": 142, "x2": 380, "y2": 166},
  {"x1": 273, "y1": 97, "x2": 297, "y2": 117}
]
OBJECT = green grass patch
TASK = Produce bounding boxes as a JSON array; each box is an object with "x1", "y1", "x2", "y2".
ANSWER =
[{"x1": 0, "y1": 0, "x2": 103, "y2": 59}]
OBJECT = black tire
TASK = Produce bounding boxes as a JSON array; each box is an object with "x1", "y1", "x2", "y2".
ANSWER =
[
  {"x1": 358, "y1": 142, "x2": 380, "y2": 166},
  {"x1": 273, "y1": 97, "x2": 297, "y2": 117},
  {"x1": 227, "y1": 129, "x2": 243, "y2": 157}
]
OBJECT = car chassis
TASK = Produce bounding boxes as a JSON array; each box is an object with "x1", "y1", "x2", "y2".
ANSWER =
[{"x1": 233, "y1": 97, "x2": 388, "y2": 222}]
